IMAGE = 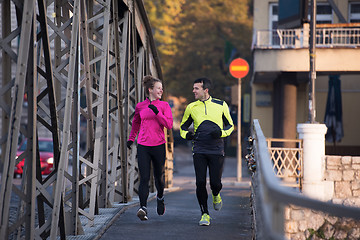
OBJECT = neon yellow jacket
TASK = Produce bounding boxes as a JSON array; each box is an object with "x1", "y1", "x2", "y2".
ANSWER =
[{"x1": 180, "y1": 96, "x2": 234, "y2": 155}]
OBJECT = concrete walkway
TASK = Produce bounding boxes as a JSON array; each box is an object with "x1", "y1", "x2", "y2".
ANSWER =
[{"x1": 96, "y1": 145, "x2": 253, "y2": 240}]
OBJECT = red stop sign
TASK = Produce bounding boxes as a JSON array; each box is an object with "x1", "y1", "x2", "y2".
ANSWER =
[{"x1": 229, "y1": 58, "x2": 249, "y2": 79}]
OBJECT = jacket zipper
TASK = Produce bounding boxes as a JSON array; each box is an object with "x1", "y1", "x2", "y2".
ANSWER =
[{"x1": 202, "y1": 101, "x2": 207, "y2": 115}]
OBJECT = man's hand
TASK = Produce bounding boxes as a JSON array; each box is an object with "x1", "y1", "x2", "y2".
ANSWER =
[
  {"x1": 148, "y1": 104, "x2": 159, "y2": 115},
  {"x1": 186, "y1": 132, "x2": 195, "y2": 140},
  {"x1": 210, "y1": 129, "x2": 222, "y2": 139},
  {"x1": 127, "y1": 140, "x2": 134, "y2": 149}
]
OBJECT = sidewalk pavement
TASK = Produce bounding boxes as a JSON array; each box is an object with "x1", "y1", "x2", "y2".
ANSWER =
[{"x1": 69, "y1": 145, "x2": 253, "y2": 240}]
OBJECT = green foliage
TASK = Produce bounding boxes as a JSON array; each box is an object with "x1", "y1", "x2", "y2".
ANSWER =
[
  {"x1": 307, "y1": 228, "x2": 325, "y2": 239},
  {"x1": 144, "y1": 0, "x2": 253, "y2": 103},
  {"x1": 144, "y1": 0, "x2": 185, "y2": 76}
]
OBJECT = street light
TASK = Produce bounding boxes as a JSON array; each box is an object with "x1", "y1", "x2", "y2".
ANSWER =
[{"x1": 309, "y1": 0, "x2": 317, "y2": 123}]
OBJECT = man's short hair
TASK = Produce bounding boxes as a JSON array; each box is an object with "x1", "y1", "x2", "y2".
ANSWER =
[{"x1": 194, "y1": 77, "x2": 212, "y2": 90}]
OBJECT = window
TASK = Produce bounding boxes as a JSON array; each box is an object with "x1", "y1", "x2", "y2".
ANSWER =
[
  {"x1": 269, "y1": 3, "x2": 279, "y2": 30},
  {"x1": 270, "y1": 3, "x2": 333, "y2": 28},
  {"x1": 269, "y1": 3, "x2": 280, "y2": 45},
  {"x1": 315, "y1": 3, "x2": 333, "y2": 24},
  {"x1": 268, "y1": 2, "x2": 334, "y2": 47},
  {"x1": 349, "y1": 2, "x2": 360, "y2": 23}
]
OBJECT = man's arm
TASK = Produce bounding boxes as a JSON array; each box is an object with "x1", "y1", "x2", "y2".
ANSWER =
[
  {"x1": 180, "y1": 105, "x2": 194, "y2": 140},
  {"x1": 221, "y1": 101, "x2": 234, "y2": 137}
]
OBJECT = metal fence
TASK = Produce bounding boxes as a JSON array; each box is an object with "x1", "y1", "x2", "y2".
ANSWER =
[{"x1": 253, "y1": 27, "x2": 360, "y2": 49}]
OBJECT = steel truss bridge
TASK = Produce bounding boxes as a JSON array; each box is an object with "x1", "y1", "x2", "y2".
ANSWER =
[{"x1": 0, "y1": 0, "x2": 173, "y2": 239}]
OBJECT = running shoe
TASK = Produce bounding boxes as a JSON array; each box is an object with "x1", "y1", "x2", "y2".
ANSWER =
[
  {"x1": 137, "y1": 206, "x2": 148, "y2": 221},
  {"x1": 157, "y1": 196, "x2": 165, "y2": 215},
  {"x1": 199, "y1": 213, "x2": 210, "y2": 226},
  {"x1": 212, "y1": 193, "x2": 223, "y2": 211}
]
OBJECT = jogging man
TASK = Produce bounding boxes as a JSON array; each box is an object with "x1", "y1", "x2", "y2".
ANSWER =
[{"x1": 180, "y1": 77, "x2": 234, "y2": 226}]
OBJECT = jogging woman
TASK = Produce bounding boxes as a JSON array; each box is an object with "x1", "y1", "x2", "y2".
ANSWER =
[{"x1": 127, "y1": 75, "x2": 173, "y2": 221}]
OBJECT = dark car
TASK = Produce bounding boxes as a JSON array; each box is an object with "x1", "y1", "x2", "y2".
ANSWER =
[{"x1": 15, "y1": 138, "x2": 54, "y2": 177}]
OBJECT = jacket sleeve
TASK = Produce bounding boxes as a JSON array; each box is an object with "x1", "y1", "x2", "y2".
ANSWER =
[
  {"x1": 180, "y1": 105, "x2": 193, "y2": 139},
  {"x1": 221, "y1": 101, "x2": 234, "y2": 137},
  {"x1": 156, "y1": 102, "x2": 173, "y2": 130},
  {"x1": 128, "y1": 105, "x2": 141, "y2": 141}
]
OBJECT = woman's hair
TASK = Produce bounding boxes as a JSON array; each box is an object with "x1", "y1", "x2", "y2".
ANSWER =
[{"x1": 143, "y1": 75, "x2": 162, "y2": 96}]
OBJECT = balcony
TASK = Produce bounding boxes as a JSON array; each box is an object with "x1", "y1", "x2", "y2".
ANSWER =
[
  {"x1": 252, "y1": 26, "x2": 360, "y2": 83},
  {"x1": 253, "y1": 27, "x2": 360, "y2": 49}
]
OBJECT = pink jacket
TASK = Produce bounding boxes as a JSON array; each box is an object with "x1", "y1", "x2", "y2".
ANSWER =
[{"x1": 128, "y1": 98, "x2": 173, "y2": 146}]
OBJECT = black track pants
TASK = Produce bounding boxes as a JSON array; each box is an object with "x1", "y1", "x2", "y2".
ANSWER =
[
  {"x1": 137, "y1": 144, "x2": 165, "y2": 207},
  {"x1": 193, "y1": 153, "x2": 224, "y2": 215}
]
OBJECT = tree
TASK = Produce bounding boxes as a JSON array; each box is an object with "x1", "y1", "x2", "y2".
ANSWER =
[
  {"x1": 145, "y1": 0, "x2": 253, "y2": 102},
  {"x1": 144, "y1": 0, "x2": 185, "y2": 74}
]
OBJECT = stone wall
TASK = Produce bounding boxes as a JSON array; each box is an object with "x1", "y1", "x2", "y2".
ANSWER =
[
  {"x1": 325, "y1": 156, "x2": 360, "y2": 205},
  {"x1": 284, "y1": 155, "x2": 360, "y2": 240}
]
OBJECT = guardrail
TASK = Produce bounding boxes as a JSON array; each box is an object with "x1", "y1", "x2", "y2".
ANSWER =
[
  {"x1": 253, "y1": 27, "x2": 360, "y2": 49},
  {"x1": 250, "y1": 119, "x2": 360, "y2": 240}
]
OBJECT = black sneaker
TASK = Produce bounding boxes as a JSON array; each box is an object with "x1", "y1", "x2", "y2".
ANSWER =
[
  {"x1": 157, "y1": 197, "x2": 165, "y2": 215},
  {"x1": 137, "y1": 206, "x2": 148, "y2": 221}
]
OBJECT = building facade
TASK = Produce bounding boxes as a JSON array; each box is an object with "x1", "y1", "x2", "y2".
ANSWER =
[{"x1": 252, "y1": 0, "x2": 360, "y2": 155}]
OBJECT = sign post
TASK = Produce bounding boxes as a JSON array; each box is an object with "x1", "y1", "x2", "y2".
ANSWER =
[{"x1": 229, "y1": 58, "x2": 249, "y2": 181}]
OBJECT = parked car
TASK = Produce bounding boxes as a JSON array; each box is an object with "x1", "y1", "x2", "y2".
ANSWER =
[{"x1": 15, "y1": 138, "x2": 54, "y2": 177}]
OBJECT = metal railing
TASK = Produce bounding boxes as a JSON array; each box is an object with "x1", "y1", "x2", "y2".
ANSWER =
[
  {"x1": 253, "y1": 27, "x2": 360, "y2": 49},
  {"x1": 266, "y1": 138, "x2": 303, "y2": 189},
  {"x1": 250, "y1": 119, "x2": 360, "y2": 240}
]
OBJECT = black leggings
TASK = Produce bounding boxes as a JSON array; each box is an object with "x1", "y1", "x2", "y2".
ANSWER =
[
  {"x1": 137, "y1": 144, "x2": 165, "y2": 207},
  {"x1": 193, "y1": 153, "x2": 224, "y2": 214}
]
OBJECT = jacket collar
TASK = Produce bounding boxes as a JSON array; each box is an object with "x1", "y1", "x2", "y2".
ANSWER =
[
  {"x1": 146, "y1": 97, "x2": 160, "y2": 103},
  {"x1": 200, "y1": 96, "x2": 212, "y2": 103}
]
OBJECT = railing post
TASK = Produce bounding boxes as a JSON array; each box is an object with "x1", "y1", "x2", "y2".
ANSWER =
[
  {"x1": 297, "y1": 123, "x2": 334, "y2": 201},
  {"x1": 295, "y1": 29, "x2": 301, "y2": 48},
  {"x1": 302, "y1": 23, "x2": 310, "y2": 48}
]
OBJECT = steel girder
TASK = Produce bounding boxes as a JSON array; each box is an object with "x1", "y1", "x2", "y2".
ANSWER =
[{"x1": 0, "y1": 0, "x2": 173, "y2": 239}]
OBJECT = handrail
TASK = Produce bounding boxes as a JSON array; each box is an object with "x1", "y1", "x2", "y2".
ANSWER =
[{"x1": 251, "y1": 119, "x2": 360, "y2": 239}]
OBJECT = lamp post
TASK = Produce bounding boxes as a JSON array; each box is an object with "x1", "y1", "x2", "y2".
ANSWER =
[{"x1": 309, "y1": 0, "x2": 317, "y2": 123}]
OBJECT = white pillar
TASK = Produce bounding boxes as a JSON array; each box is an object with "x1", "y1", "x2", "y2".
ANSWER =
[{"x1": 297, "y1": 123, "x2": 333, "y2": 201}]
